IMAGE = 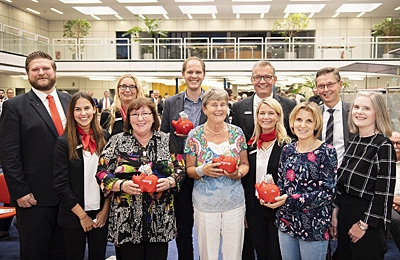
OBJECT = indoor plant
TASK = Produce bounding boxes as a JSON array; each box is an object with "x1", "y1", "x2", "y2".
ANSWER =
[
  {"x1": 372, "y1": 18, "x2": 400, "y2": 58},
  {"x1": 63, "y1": 19, "x2": 91, "y2": 59},
  {"x1": 124, "y1": 15, "x2": 168, "y2": 59},
  {"x1": 272, "y1": 13, "x2": 309, "y2": 58}
]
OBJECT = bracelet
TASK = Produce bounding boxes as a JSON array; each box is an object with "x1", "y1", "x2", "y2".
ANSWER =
[
  {"x1": 120, "y1": 180, "x2": 127, "y2": 192},
  {"x1": 195, "y1": 165, "x2": 205, "y2": 177},
  {"x1": 79, "y1": 214, "x2": 88, "y2": 220},
  {"x1": 357, "y1": 220, "x2": 368, "y2": 231}
]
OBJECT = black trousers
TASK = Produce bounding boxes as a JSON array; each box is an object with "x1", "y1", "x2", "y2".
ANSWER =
[
  {"x1": 337, "y1": 193, "x2": 386, "y2": 260},
  {"x1": 174, "y1": 178, "x2": 195, "y2": 260},
  {"x1": 61, "y1": 210, "x2": 108, "y2": 260},
  {"x1": 390, "y1": 208, "x2": 400, "y2": 252},
  {"x1": 119, "y1": 241, "x2": 168, "y2": 260},
  {"x1": 16, "y1": 205, "x2": 65, "y2": 260}
]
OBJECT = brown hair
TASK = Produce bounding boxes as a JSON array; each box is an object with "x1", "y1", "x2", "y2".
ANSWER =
[
  {"x1": 315, "y1": 67, "x2": 341, "y2": 83},
  {"x1": 123, "y1": 98, "x2": 160, "y2": 133},
  {"x1": 25, "y1": 51, "x2": 56, "y2": 73},
  {"x1": 65, "y1": 92, "x2": 106, "y2": 160}
]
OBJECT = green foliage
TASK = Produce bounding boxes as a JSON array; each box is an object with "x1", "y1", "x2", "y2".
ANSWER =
[
  {"x1": 372, "y1": 18, "x2": 400, "y2": 53},
  {"x1": 272, "y1": 13, "x2": 309, "y2": 39},
  {"x1": 63, "y1": 19, "x2": 91, "y2": 55}
]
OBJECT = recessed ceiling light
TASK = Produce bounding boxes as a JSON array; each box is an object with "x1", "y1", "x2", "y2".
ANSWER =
[
  {"x1": 91, "y1": 15, "x2": 101, "y2": 20},
  {"x1": 232, "y1": 5, "x2": 270, "y2": 14},
  {"x1": 179, "y1": 5, "x2": 218, "y2": 14},
  {"x1": 126, "y1": 6, "x2": 168, "y2": 14},
  {"x1": 332, "y1": 12, "x2": 340, "y2": 18},
  {"x1": 175, "y1": 0, "x2": 213, "y2": 2},
  {"x1": 60, "y1": 0, "x2": 101, "y2": 3},
  {"x1": 163, "y1": 14, "x2": 169, "y2": 19},
  {"x1": 117, "y1": 0, "x2": 157, "y2": 2},
  {"x1": 356, "y1": 12, "x2": 366, "y2": 18},
  {"x1": 51, "y1": 8, "x2": 64, "y2": 14},
  {"x1": 335, "y1": 3, "x2": 381, "y2": 13},
  {"x1": 26, "y1": 8, "x2": 40, "y2": 14},
  {"x1": 232, "y1": 0, "x2": 270, "y2": 2},
  {"x1": 187, "y1": 14, "x2": 193, "y2": 19},
  {"x1": 284, "y1": 4, "x2": 325, "y2": 13},
  {"x1": 115, "y1": 14, "x2": 123, "y2": 20},
  {"x1": 73, "y1": 6, "x2": 118, "y2": 15}
]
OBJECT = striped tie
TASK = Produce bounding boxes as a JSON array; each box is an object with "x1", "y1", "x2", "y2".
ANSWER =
[{"x1": 325, "y1": 109, "x2": 335, "y2": 145}]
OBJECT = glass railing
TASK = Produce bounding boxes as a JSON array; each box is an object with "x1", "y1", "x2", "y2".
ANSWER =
[{"x1": 1, "y1": 23, "x2": 399, "y2": 61}]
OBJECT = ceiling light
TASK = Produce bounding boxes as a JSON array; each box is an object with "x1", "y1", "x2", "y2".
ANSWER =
[
  {"x1": 179, "y1": 5, "x2": 218, "y2": 14},
  {"x1": 284, "y1": 4, "x2": 325, "y2": 13},
  {"x1": 115, "y1": 14, "x2": 123, "y2": 20},
  {"x1": 73, "y1": 6, "x2": 118, "y2": 15},
  {"x1": 332, "y1": 12, "x2": 340, "y2": 18},
  {"x1": 356, "y1": 12, "x2": 365, "y2": 18},
  {"x1": 308, "y1": 13, "x2": 314, "y2": 18},
  {"x1": 91, "y1": 15, "x2": 101, "y2": 20},
  {"x1": 117, "y1": 0, "x2": 157, "y2": 2},
  {"x1": 5, "y1": 0, "x2": 12, "y2": 3},
  {"x1": 163, "y1": 14, "x2": 169, "y2": 19},
  {"x1": 187, "y1": 14, "x2": 193, "y2": 19},
  {"x1": 88, "y1": 76, "x2": 116, "y2": 81},
  {"x1": 175, "y1": 0, "x2": 214, "y2": 2},
  {"x1": 51, "y1": 8, "x2": 63, "y2": 14},
  {"x1": 126, "y1": 6, "x2": 168, "y2": 15},
  {"x1": 232, "y1": 5, "x2": 270, "y2": 14},
  {"x1": 396, "y1": 6, "x2": 400, "y2": 11},
  {"x1": 335, "y1": 3, "x2": 381, "y2": 13},
  {"x1": 260, "y1": 13, "x2": 264, "y2": 19},
  {"x1": 236, "y1": 13, "x2": 240, "y2": 19},
  {"x1": 60, "y1": 0, "x2": 101, "y2": 3},
  {"x1": 26, "y1": 8, "x2": 40, "y2": 14},
  {"x1": 32, "y1": 0, "x2": 38, "y2": 3}
]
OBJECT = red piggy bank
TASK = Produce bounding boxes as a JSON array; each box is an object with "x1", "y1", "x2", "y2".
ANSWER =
[
  {"x1": 255, "y1": 181, "x2": 280, "y2": 203},
  {"x1": 132, "y1": 173, "x2": 158, "y2": 192},
  {"x1": 212, "y1": 155, "x2": 237, "y2": 173},
  {"x1": 172, "y1": 118, "x2": 194, "y2": 135}
]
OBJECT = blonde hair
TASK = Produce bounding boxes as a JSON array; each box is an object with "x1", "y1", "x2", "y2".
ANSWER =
[
  {"x1": 250, "y1": 97, "x2": 291, "y2": 146},
  {"x1": 349, "y1": 91, "x2": 392, "y2": 137},
  {"x1": 289, "y1": 102, "x2": 323, "y2": 138},
  {"x1": 106, "y1": 74, "x2": 144, "y2": 133}
]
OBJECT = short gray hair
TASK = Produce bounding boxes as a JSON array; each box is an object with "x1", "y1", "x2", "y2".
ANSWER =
[{"x1": 202, "y1": 87, "x2": 228, "y2": 108}]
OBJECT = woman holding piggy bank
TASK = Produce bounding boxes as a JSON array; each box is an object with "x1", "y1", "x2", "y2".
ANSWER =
[
  {"x1": 185, "y1": 87, "x2": 249, "y2": 260},
  {"x1": 96, "y1": 98, "x2": 185, "y2": 260},
  {"x1": 265, "y1": 102, "x2": 337, "y2": 260}
]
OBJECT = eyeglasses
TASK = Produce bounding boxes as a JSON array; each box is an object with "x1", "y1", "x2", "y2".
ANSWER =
[
  {"x1": 130, "y1": 112, "x2": 152, "y2": 119},
  {"x1": 393, "y1": 142, "x2": 400, "y2": 147},
  {"x1": 316, "y1": 81, "x2": 339, "y2": 90},
  {"x1": 118, "y1": 84, "x2": 137, "y2": 91},
  {"x1": 252, "y1": 75, "x2": 274, "y2": 82}
]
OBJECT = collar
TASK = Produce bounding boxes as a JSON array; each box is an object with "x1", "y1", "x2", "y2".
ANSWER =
[
  {"x1": 184, "y1": 89, "x2": 204, "y2": 102},
  {"x1": 324, "y1": 99, "x2": 342, "y2": 112},
  {"x1": 254, "y1": 93, "x2": 273, "y2": 106},
  {"x1": 32, "y1": 87, "x2": 58, "y2": 102}
]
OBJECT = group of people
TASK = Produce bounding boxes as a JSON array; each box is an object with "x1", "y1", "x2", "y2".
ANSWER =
[{"x1": 0, "y1": 51, "x2": 398, "y2": 260}]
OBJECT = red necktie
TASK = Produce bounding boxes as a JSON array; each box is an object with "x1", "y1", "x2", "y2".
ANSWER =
[
  {"x1": 47, "y1": 95, "x2": 64, "y2": 136},
  {"x1": 104, "y1": 98, "x2": 108, "y2": 108}
]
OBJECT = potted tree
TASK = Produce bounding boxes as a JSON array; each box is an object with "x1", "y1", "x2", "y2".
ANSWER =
[
  {"x1": 63, "y1": 19, "x2": 91, "y2": 59},
  {"x1": 272, "y1": 13, "x2": 309, "y2": 59},
  {"x1": 372, "y1": 18, "x2": 400, "y2": 58},
  {"x1": 124, "y1": 15, "x2": 168, "y2": 59}
]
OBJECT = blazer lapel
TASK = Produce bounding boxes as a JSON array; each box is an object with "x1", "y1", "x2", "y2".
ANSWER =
[
  {"x1": 28, "y1": 90, "x2": 59, "y2": 137},
  {"x1": 58, "y1": 92, "x2": 70, "y2": 114}
]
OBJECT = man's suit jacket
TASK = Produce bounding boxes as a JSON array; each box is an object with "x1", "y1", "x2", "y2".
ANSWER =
[
  {"x1": 160, "y1": 91, "x2": 207, "y2": 154},
  {"x1": 232, "y1": 93, "x2": 296, "y2": 142},
  {"x1": 0, "y1": 90, "x2": 71, "y2": 206},
  {"x1": 98, "y1": 97, "x2": 114, "y2": 112},
  {"x1": 319, "y1": 101, "x2": 352, "y2": 150}
]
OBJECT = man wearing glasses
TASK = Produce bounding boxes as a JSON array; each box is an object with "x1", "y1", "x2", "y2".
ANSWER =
[{"x1": 231, "y1": 60, "x2": 295, "y2": 260}]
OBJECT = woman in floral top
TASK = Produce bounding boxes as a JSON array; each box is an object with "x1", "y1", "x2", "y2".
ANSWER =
[
  {"x1": 96, "y1": 98, "x2": 185, "y2": 260},
  {"x1": 185, "y1": 88, "x2": 249, "y2": 260},
  {"x1": 266, "y1": 102, "x2": 337, "y2": 260}
]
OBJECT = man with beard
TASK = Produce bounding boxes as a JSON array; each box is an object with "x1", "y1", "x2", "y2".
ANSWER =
[{"x1": 0, "y1": 51, "x2": 70, "y2": 260}]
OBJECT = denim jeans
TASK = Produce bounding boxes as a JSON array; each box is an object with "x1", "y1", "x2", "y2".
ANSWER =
[{"x1": 278, "y1": 231, "x2": 328, "y2": 260}]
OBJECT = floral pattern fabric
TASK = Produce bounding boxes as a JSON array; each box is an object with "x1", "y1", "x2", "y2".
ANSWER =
[
  {"x1": 184, "y1": 123, "x2": 247, "y2": 212},
  {"x1": 276, "y1": 142, "x2": 337, "y2": 241},
  {"x1": 96, "y1": 131, "x2": 185, "y2": 245}
]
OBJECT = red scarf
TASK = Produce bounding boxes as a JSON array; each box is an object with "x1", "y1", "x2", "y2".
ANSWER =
[
  {"x1": 77, "y1": 126, "x2": 97, "y2": 154},
  {"x1": 120, "y1": 107, "x2": 127, "y2": 121},
  {"x1": 247, "y1": 129, "x2": 277, "y2": 149}
]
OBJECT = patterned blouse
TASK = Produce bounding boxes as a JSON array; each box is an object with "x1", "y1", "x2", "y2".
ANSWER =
[
  {"x1": 184, "y1": 123, "x2": 247, "y2": 212},
  {"x1": 276, "y1": 142, "x2": 337, "y2": 241},
  {"x1": 96, "y1": 131, "x2": 185, "y2": 245}
]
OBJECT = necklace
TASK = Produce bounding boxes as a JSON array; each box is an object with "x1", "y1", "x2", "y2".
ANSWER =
[
  {"x1": 205, "y1": 123, "x2": 226, "y2": 135},
  {"x1": 296, "y1": 139, "x2": 316, "y2": 153}
]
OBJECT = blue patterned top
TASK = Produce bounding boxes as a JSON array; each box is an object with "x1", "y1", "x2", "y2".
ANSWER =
[
  {"x1": 276, "y1": 142, "x2": 337, "y2": 241},
  {"x1": 184, "y1": 123, "x2": 247, "y2": 212}
]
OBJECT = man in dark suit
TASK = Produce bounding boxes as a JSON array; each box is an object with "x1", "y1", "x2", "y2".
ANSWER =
[
  {"x1": 0, "y1": 51, "x2": 70, "y2": 260},
  {"x1": 160, "y1": 57, "x2": 207, "y2": 260},
  {"x1": 232, "y1": 60, "x2": 296, "y2": 260},
  {"x1": 98, "y1": 90, "x2": 113, "y2": 112}
]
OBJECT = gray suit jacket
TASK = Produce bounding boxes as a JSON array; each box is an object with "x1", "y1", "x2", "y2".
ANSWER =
[
  {"x1": 160, "y1": 91, "x2": 207, "y2": 153},
  {"x1": 232, "y1": 93, "x2": 296, "y2": 141},
  {"x1": 319, "y1": 101, "x2": 352, "y2": 150},
  {"x1": 0, "y1": 90, "x2": 71, "y2": 206}
]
